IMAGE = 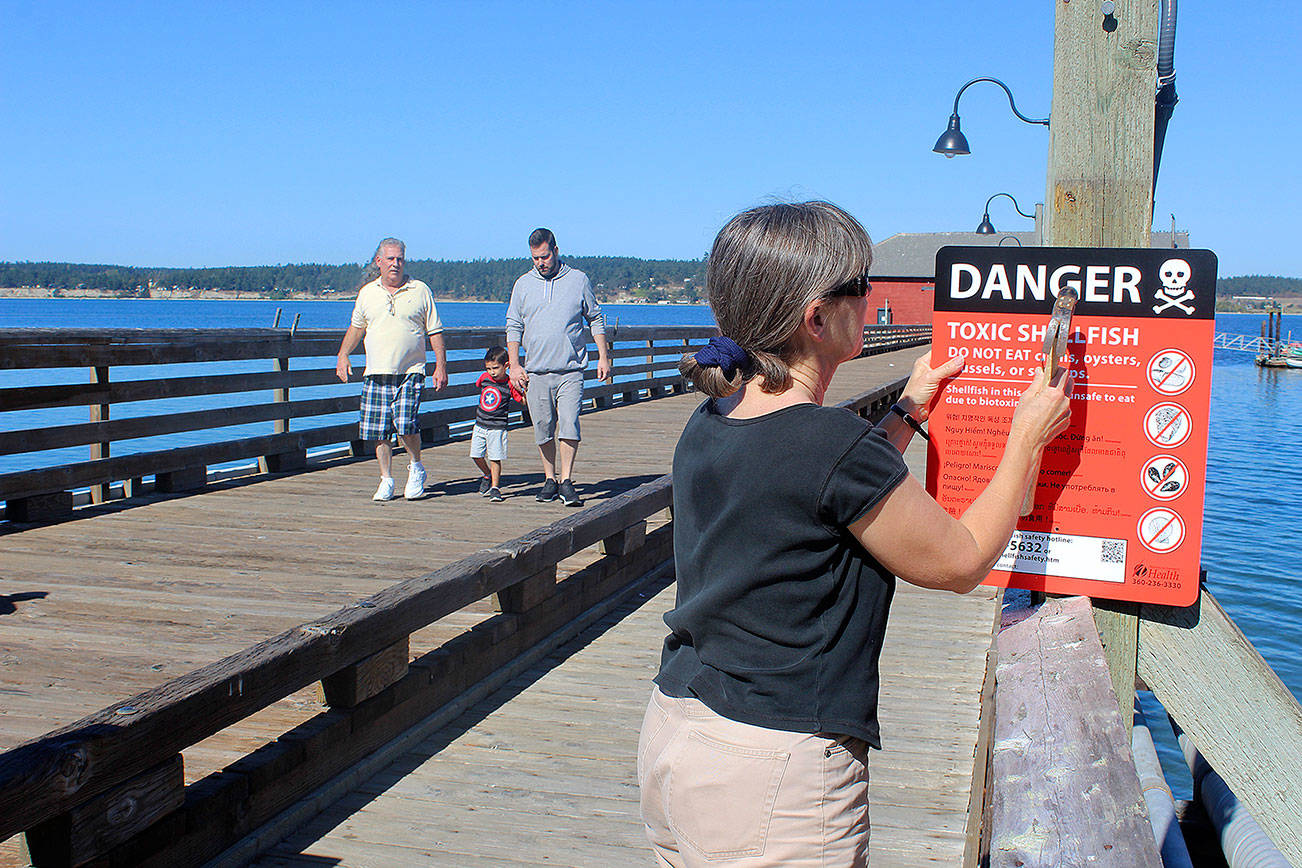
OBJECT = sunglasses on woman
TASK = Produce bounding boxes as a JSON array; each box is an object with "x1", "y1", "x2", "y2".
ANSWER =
[{"x1": 826, "y1": 272, "x2": 872, "y2": 298}]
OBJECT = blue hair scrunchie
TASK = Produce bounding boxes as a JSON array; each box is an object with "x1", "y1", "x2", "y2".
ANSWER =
[{"x1": 694, "y1": 335, "x2": 751, "y2": 378}]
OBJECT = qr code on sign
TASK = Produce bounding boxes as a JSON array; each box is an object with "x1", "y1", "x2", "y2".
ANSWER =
[{"x1": 1101, "y1": 540, "x2": 1126, "y2": 564}]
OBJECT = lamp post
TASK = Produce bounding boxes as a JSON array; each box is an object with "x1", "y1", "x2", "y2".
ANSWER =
[
  {"x1": 976, "y1": 192, "x2": 1035, "y2": 232},
  {"x1": 932, "y1": 77, "x2": 1049, "y2": 158}
]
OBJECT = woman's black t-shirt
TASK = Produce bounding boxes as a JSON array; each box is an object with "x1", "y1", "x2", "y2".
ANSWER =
[{"x1": 655, "y1": 399, "x2": 909, "y2": 748}]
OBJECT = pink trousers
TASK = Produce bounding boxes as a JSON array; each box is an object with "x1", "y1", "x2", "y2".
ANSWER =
[{"x1": 637, "y1": 687, "x2": 871, "y2": 867}]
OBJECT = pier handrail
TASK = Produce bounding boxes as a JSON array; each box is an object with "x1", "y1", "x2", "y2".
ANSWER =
[
  {"x1": 0, "y1": 371, "x2": 914, "y2": 864},
  {"x1": 0, "y1": 323, "x2": 930, "y2": 520},
  {"x1": 0, "y1": 475, "x2": 672, "y2": 841},
  {"x1": 1137, "y1": 587, "x2": 1302, "y2": 864}
]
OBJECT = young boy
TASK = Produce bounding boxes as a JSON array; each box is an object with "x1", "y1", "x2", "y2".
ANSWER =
[{"x1": 471, "y1": 346, "x2": 525, "y2": 502}]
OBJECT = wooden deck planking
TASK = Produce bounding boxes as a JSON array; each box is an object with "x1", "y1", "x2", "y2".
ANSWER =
[
  {"x1": 0, "y1": 347, "x2": 971, "y2": 865},
  {"x1": 258, "y1": 576, "x2": 995, "y2": 866}
]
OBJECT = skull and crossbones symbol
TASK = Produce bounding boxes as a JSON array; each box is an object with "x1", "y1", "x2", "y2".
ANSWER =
[{"x1": 1153, "y1": 258, "x2": 1196, "y2": 315}]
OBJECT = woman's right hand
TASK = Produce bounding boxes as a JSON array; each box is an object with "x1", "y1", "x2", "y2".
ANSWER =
[{"x1": 1008, "y1": 366, "x2": 1073, "y2": 451}]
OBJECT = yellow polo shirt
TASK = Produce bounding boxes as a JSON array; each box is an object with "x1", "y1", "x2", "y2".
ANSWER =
[{"x1": 350, "y1": 278, "x2": 444, "y2": 376}]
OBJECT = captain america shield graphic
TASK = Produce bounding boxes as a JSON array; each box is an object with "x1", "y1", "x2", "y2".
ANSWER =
[{"x1": 480, "y1": 385, "x2": 503, "y2": 413}]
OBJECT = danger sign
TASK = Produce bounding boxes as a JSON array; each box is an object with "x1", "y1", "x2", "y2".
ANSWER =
[{"x1": 926, "y1": 246, "x2": 1217, "y2": 606}]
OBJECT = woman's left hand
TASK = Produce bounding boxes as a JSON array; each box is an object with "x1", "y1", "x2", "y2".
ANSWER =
[{"x1": 899, "y1": 351, "x2": 964, "y2": 422}]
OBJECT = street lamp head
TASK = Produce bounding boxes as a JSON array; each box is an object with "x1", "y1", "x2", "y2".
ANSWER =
[
  {"x1": 932, "y1": 114, "x2": 970, "y2": 157},
  {"x1": 976, "y1": 212, "x2": 996, "y2": 234}
]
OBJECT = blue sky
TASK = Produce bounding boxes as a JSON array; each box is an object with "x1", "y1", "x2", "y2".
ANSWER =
[{"x1": 1, "y1": 1, "x2": 1297, "y2": 276}]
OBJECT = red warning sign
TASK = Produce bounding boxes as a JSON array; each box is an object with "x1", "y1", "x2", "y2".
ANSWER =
[{"x1": 927, "y1": 247, "x2": 1217, "y2": 606}]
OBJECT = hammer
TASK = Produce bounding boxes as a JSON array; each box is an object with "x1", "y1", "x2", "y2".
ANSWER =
[{"x1": 1020, "y1": 286, "x2": 1078, "y2": 516}]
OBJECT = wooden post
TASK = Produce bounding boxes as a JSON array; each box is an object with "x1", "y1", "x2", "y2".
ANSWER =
[
  {"x1": 1044, "y1": 0, "x2": 1158, "y2": 249},
  {"x1": 318, "y1": 638, "x2": 410, "y2": 708},
  {"x1": 494, "y1": 565, "x2": 557, "y2": 613},
  {"x1": 273, "y1": 356, "x2": 290, "y2": 435},
  {"x1": 260, "y1": 357, "x2": 305, "y2": 474},
  {"x1": 90, "y1": 366, "x2": 110, "y2": 504},
  {"x1": 1045, "y1": 0, "x2": 1159, "y2": 730},
  {"x1": 21, "y1": 754, "x2": 184, "y2": 867},
  {"x1": 599, "y1": 520, "x2": 646, "y2": 557},
  {"x1": 675, "y1": 337, "x2": 690, "y2": 393},
  {"x1": 645, "y1": 339, "x2": 655, "y2": 397}
]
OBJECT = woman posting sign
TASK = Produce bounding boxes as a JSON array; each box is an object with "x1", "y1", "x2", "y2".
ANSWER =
[{"x1": 637, "y1": 201, "x2": 1072, "y2": 866}]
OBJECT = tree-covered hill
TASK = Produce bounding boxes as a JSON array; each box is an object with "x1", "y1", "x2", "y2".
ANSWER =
[
  {"x1": 1215, "y1": 275, "x2": 1302, "y2": 299},
  {"x1": 0, "y1": 256, "x2": 707, "y2": 302}
]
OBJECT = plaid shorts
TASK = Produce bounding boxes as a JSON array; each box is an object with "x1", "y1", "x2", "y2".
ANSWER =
[{"x1": 359, "y1": 373, "x2": 424, "y2": 441}]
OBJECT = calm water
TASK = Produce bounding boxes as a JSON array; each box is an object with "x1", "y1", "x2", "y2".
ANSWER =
[{"x1": 4, "y1": 300, "x2": 1298, "y2": 795}]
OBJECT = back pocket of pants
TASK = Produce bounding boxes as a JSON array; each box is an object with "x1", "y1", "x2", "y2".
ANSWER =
[
  {"x1": 637, "y1": 698, "x2": 671, "y2": 783},
  {"x1": 666, "y1": 731, "x2": 789, "y2": 859}
]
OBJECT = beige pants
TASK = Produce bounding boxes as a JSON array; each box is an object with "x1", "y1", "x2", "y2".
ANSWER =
[{"x1": 638, "y1": 687, "x2": 871, "y2": 867}]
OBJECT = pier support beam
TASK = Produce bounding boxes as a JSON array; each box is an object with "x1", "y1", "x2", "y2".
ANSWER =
[
  {"x1": 494, "y1": 565, "x2": 558, "y2": 614},
  {"x1": 21, "y1": 754, "x2": 184, "y2": 868},
  {"x1": 155, "y1": 466, "x2": 207, "y2": 493},
  {"x1": 319, "y1": 638, "x2": 411, "y2": 708},
  {"x1": 1045, "y1": 0, "x2": 1159, "y2": 730},
  {"x1": 259, "y1": 449, "x2": 306, "y2": 475},
  {"x1": 5, "y1": 492, "x2": 73, "y2": 523}
]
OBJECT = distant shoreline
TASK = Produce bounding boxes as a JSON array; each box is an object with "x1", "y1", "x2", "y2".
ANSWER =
[
  {"x1": 0, "y1": 287, "x2": 702, "y2": 307},
  {"x1": 0, "y1": 286, "x2": 462, "y2": 303}
]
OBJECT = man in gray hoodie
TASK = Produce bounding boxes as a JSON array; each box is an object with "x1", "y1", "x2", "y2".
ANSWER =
[{"x1": 506, "y1": 228, "x2": 611, "y2": 506}]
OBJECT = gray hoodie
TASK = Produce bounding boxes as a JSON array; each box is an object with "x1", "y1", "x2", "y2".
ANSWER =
[{"x1": 505, "y1": 263, "x2": 606, "y2": 374}]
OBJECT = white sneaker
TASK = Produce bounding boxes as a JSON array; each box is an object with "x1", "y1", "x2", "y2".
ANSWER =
[
  {"x1": 372, "y1": 477, "x2": 396, "y2": 501},
  {"x1": 404, "y1": 462, "x2": 427, "y2": 500}
]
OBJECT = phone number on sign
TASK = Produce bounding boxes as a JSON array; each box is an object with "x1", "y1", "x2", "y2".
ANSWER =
[
  {"x1": 1006, "y1": 539, "x2": 1047, "y2": 555},
  {"x1": 1132, "y1": 575, "x2": 1182, "y2": 589}
]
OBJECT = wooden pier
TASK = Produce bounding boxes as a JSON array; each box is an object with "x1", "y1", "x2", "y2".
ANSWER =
[{"x1": 3, "y1": 326, "x2": 1300, "y2": 867}]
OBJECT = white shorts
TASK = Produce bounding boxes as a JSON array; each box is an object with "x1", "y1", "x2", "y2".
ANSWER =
[{"x1": 470, "y1": 424, "x2": 507, "y2": 461}]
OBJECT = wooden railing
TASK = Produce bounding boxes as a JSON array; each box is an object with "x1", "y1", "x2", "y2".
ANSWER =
[
  {"x1": 988, "y1": 589, "x2": 1302, "y2": 866},
  {"x1": 0, "y1": 324, "x2": 930, "y2": 522},
  {"x1": 0, "y1": 476, "x2": 678, "y2": 866}
]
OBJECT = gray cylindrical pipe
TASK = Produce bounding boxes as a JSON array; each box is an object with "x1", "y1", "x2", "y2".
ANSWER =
[
  {"x1": 1158, "y1": 0, "x2": 1178, "y2": 78},
  {"x1": 1153, "y1": 0, "x2": 1179, "y2": 199},
  {"x1": 1173, "y1": 723, "x2": 1291, "y2": 867},
  {"x1": 1132, "y1": 703, "x2": 1194, "y2": 868}
]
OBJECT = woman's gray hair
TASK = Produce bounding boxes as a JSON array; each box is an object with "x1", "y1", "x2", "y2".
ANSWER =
[
  {"x1": 358, "y1": 237, "x2": 406, "y2": 288},
  {"x1": 681, "y1": 201, "x2": 873, "y2": 398}
]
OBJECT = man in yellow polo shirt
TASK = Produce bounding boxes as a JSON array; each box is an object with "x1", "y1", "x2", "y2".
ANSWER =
[{"x1": 336, "y1": 237, "x2": 448, "y2": 501}]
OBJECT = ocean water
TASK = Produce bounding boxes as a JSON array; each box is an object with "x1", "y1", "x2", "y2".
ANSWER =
[{"x1": 3, "y1": 300, "x2": 1297, "y2": 798}]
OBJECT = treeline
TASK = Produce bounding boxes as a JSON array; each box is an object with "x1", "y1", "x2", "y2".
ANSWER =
[
  {"x1": 1216, "y1": 275, "x2": 1302, "y2": 299},
  {"x1": 0, "y1": 256, "x2": 707, "y2": 301}
]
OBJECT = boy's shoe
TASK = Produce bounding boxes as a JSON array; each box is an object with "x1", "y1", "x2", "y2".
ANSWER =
[
  {"x1": 478, "y1": 476, "x2": 492, "y2": 495},
  {"x1": 558, "y1": 480, "x2": 582, "y2": 507},
  {"x1": 487, "y1": 487, "x2": 504, "y2": 502},
  {"x1": 404, "y1": 462, "x2": 427, "y2": 500},
  {"x1": 372, "y1": 477, "x2": 396, "y2": 501},
  {"x1": 536, "y1": 478, "x2": 559, "y2": 502}
]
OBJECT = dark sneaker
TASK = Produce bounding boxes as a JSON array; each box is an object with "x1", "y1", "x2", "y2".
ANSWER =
[
  {"x1": 488, "y1": 487, "x2": 504, "y2": 502},
  {"x1": 536, "y1": 478, "x2": 559, "y2": 502},
  {"x1": 558, "y1": 480, "x2": 582, "y2": 507},
  {"x1": 478, "y1": 476, "x2": 492, "y2": 495}
]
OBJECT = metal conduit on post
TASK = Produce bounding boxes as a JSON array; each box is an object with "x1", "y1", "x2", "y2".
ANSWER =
[
  {"x1": 1172, "y1": 719, "x2": 1291, "y2": 867},
  {"x1": 1131, "y1": 702, "x2": 1194, "y2": 868}
]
